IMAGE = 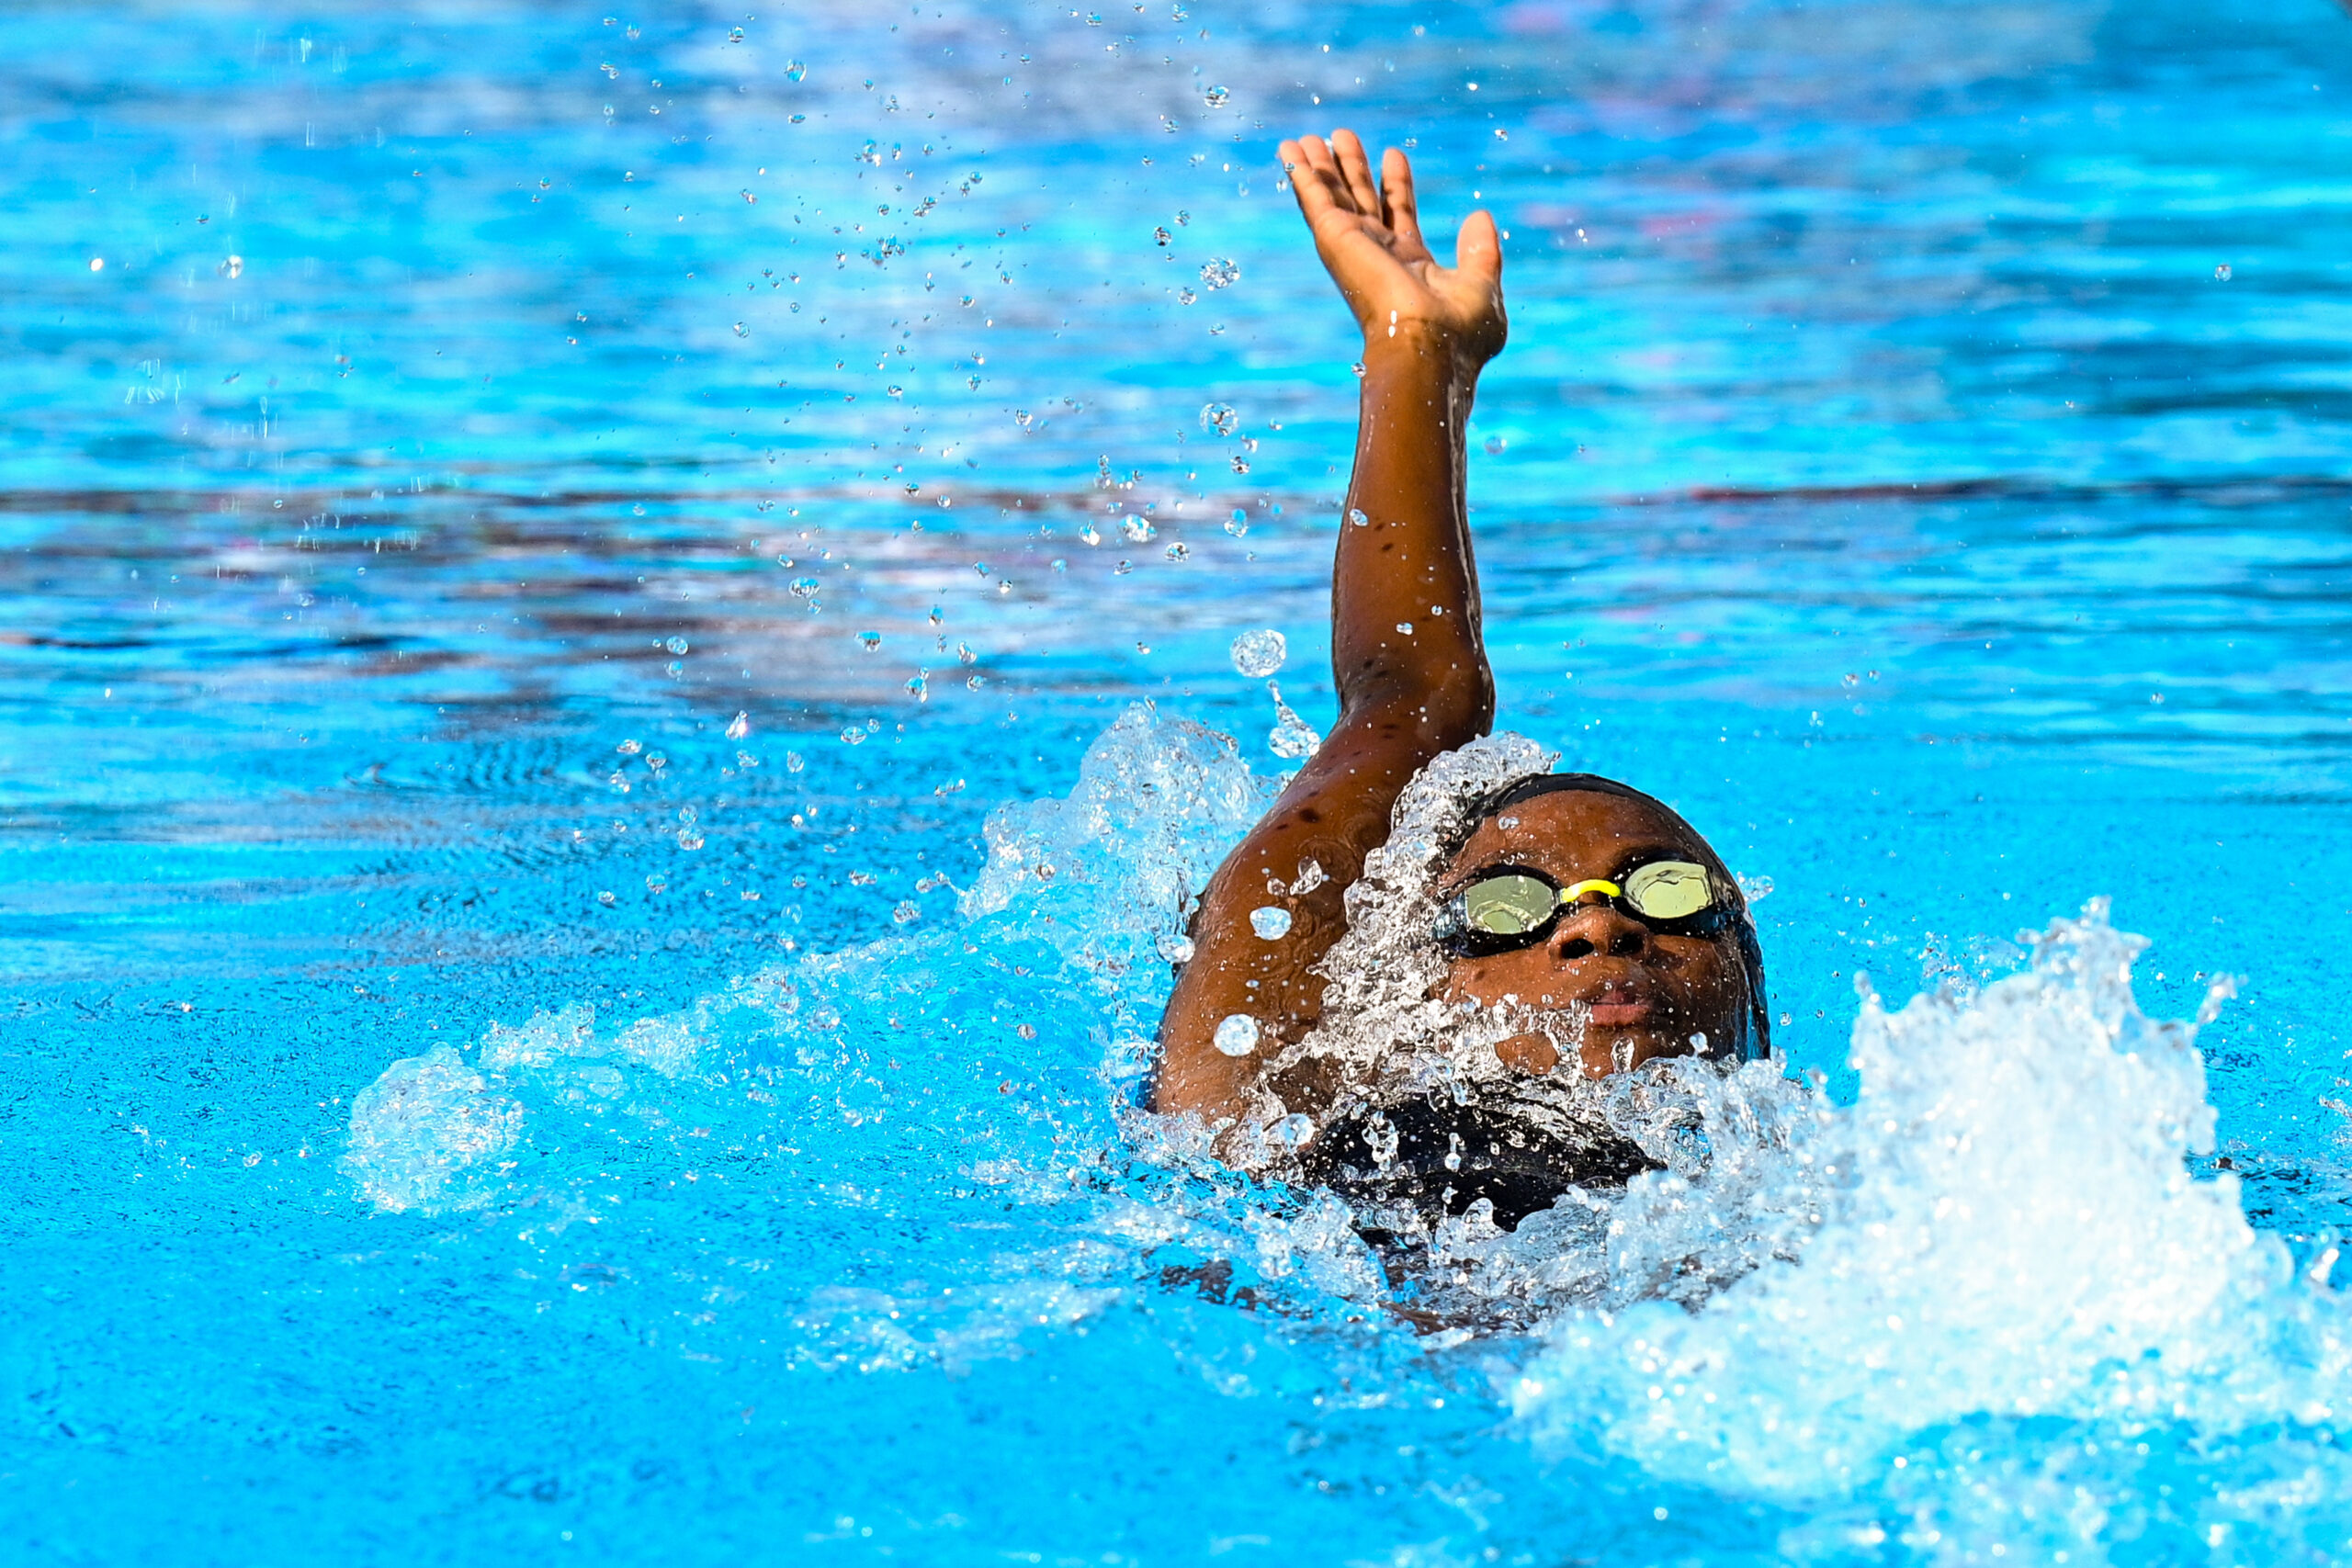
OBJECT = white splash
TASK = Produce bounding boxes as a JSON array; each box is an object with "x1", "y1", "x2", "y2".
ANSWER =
[
  {"x1": 1510, "y1": 902, "x2": 2341, "y2": 1500},
  {"x1": 338, "y1": 1043, "x2": 523, "y2": 1213}
]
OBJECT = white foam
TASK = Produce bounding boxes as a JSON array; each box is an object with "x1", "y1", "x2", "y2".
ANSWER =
[
  {"x1": 1510, "y1": 902, "x2": 2345, "y2": 1499},
  {"x1": 338, "y1": 1043, "x2": 524, "y2": 1213}
]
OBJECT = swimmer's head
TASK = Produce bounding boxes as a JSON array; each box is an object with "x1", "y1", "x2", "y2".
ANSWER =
[{"x1": 1431, "y1": 773, "x2": 1770, "y2": 1077}]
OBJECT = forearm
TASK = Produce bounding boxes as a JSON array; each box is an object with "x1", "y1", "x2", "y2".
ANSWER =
[{"x1": 1332, "y1": 329, "x2": 1493, "y2": 736}]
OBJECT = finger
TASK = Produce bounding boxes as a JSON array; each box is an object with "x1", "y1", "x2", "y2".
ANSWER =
[
  {"x1": 1293, "y1": 134, "x2": 1357, "y2": 216},
  {"x1": 1380, "y1": 147, "x2": 1427, "y2": 251},
  {"x1": 1329, "y1": 129, "x2": 1383, "y2": 219},
  {"x1": 1454, "y1": 208, "x2": 1504, "y2": 288},
  {"x1": 1281, "y1": 139, "x2": 1341, "y2": 224}
]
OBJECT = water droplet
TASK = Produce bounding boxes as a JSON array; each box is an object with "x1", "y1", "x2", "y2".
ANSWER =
[
  {"x1": 1225, "y1": 510, "x2": 1249, "y2": 537},
  {"x1": 858, "y1": 629, "x2": 882, "y2": 651},
  {"x1": 1174, "y1": 209, "x2": 1191, "y2": 226},
  {"x1": 677, "y1": 829, "x2": 705, "y2": 851},
  {"x1": 893, "y1": 901, "x2": 921, "y2": 924},
  {"x1": 1199, "y1": 257, "x2": 1239, "y2": 290},
  {"x1": 1396, "y1": 621, "x2": 1415, "y2": 635},
  {"x1": 726, "y1": 712, "x2": 750, "y2": 739},
  {"x1": 1272, "y1": 1112, "x2": 1316, "y2": 1147},
  {"x1": 1199, "y1": 401, "x2": 1238, "y2": 436},
  {"x1": 646, "y1": 874, "x2": 668, "y2": 893},
  {"x1": 1212, "y1": 1013, "x2": 1260, "y2": 1056},
  {"x1": 616, "y1": 739, "x2": 643, "y2": 754},
  {"x1": 1267, "y1": 681, "x2": 1323, "y2": 760},
  {"x1": 1158, "y1": 933, "x2": 1195, "y2": 964},
  {"x1": 1176, "y1": 288, "x2": 1197, "y2": 306},
  {"x1": 1164, "y1": 542, "x2": 1189, "y2": 561},
  {"x1": 905, "y1": 671, "x2": 928, "y2": 702},
  {"x1": 840, "y1": 727, "x2": 866, "y2": 746},
  {"x1": 1203, "y1": 84, "x2": 1230, "y2": 107},
  {"x1": 1123, "y1": 517, "x2": 1156, "y2": 543},
  {"x1": 1079, "y1": 523, "x2": 1102, "y2": 546},
  {"x1": 596, "y1": 890, "x2": 616, "y2": 906},
  {"x1": 1227, "y1": 454, "x2": 1250, "y2": 474},
  {"x1": 2214, "y1": 263, "x2": 2233, "y2": 282},
  {"x1": 645, "y1": 751, "x2": 666, "y2": 772},
  {"x1": 1482, "y1": 434, "x2": 1506, "y2": 456},
  {"x1": 786, "y1": 60, "x2": 808, "y2": 82},
  {"x1": 788, "y1": 576, "x2": 821, "y2": 599},
  {"x1": 956, "y1": 641, "x2": 977, "y2": 665},
  {"x1": 1230, "y1": 628, "x2": 1286, "y2": 678},
  {"x1": 1114, "y1": 559, "x2": 1133, "y2": 575},
  {"x1": 1249, "y1": 906, "x2": 1293, "y2": 939},
  {"x1": 665, "y1": 636, "x2": 689, "y2": 655},
  {"x1": 1153, "y1": 225, "x2": 1171, "y2": 245},
  {"x1": 785, "y1": 750, "x2": 806, "y2": 773},
  {"x1": 1348, "y1": 508, "x2": 1369, "y2": 526}
]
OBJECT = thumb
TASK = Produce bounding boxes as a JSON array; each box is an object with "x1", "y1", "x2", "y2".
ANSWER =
[{"x1": 1453, "y1": 209, "x2": 1502, "y2": 286}]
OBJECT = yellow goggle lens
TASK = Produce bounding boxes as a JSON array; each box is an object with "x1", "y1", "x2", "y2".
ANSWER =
[
  {"x1": 1461, "y1": 873, "x2": 1556, "y2": 935},
  {"x1": 1623, "y1": 860, "x2": 1714, "y2": 920}
]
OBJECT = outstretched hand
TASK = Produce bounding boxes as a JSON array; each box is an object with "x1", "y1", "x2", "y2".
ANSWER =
[{"x1": 1281, "y1": 130, "x2": 1507, "y2": 370}]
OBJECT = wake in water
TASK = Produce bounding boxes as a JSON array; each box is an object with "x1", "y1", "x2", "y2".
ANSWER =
[{"x1": 340, "y1": 707, "x2": 2352, "y2": 1519}]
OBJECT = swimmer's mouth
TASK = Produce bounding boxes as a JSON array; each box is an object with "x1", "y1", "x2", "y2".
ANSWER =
[{"x1": 1579, "y1": 985, "x2": 1654, "y2": 1028}]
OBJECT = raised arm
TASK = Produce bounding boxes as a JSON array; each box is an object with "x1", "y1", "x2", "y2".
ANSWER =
[{"x1": 1154, "y1": 130, "x2": 1508, "y2": 1120}]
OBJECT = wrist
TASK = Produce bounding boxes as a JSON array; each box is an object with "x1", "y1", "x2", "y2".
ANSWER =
[{"x1": 1359, "y1": 326, "x2": 1487, "y2": 386}]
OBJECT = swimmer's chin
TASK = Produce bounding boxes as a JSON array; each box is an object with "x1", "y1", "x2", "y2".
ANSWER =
[{"x1": 1573, "y1": 1025, "x2": 1700, "y2": 1078}]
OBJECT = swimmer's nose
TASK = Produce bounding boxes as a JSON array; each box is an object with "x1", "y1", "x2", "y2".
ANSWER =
[{"x1": 1551, "y1": 896, "x2": 1647, "y2": 962}]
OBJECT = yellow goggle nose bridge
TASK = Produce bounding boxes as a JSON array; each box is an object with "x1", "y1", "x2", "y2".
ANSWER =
[{"x1": 1558, "y1": 878, "x2": 1622, "y2": 905}]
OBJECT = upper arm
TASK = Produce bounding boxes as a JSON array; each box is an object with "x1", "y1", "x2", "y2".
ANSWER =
[{"x1": 1151, "y1": 695, "x2": 1480, "y2": 1120}]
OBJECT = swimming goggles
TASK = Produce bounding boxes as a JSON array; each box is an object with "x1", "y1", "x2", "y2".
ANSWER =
[{"x1": 1434, "y1": 860, "x2": 1728, "y2": 955}]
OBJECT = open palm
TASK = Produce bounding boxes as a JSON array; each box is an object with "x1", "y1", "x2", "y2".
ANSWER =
[{"x1": 1282, "y1": 130, "x2": 1507, "y2": 368}]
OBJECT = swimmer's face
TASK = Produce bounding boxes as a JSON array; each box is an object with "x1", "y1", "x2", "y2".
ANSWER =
[{"x1": 1434, "y1": 790, "x2": 1750, "y2": 1079}]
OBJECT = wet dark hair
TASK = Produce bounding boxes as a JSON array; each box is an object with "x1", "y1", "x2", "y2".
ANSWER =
[{"x1": 1443, "y1": 773, "x2": 1773, "y2": 1063}]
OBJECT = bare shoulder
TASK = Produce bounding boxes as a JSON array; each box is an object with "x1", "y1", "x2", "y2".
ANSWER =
[{"x1": 1151, "y1": 718, "x2": 1447, "y2": 1119}]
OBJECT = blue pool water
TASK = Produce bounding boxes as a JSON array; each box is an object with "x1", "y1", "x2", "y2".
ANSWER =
[{"x1": 7, "y1": 1, "x2": 2352, "y2": 1561}]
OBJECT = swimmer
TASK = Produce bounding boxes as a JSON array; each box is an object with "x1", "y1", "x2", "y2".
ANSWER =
[{"x1": 1151, "y1": 130, "x2": 1770, "y2": 1228}]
